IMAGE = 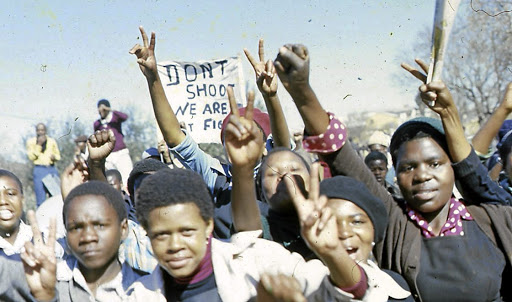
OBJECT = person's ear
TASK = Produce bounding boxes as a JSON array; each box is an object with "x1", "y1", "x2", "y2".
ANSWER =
[
  {"x1": 120, "y1": 218, "x2": 129, "y2": 241},
  {"x1": 205, "y1": 218, "x2": 214, "y2": 238}
]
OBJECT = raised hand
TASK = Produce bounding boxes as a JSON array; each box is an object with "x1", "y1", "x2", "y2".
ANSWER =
[
  {"x1": 402, "y1": 58, "x2": 471, "y2": 162},
  {"x1": 283, "y1": 164, "x2": 337, "y2": 255},
  {"x1": 21, "y1": 211, "x2": 57, "y2": 302},
  {"x1": 61, "y1": 156, "x2": 88, "y2": 200},
  {"x1": 223, "y1": 87, "x2": 262, "y2": 168},
  {"x1": 401, "y1": 58, "x2": 456, "y2": 115},
  {"x1": 244, "y1": 39, "x2": 278, "y2": 96},
  {"x1": 87, "y1": 129, "x2": 116, "y2": 162},
  {"x1": 256, "y1": 273, "x2": 306, "y2": 302},
  {"x1": 129, "y1": 26, "x2": 158, "y2": 82},
  {"x1": 499, "y1": 83, "x2": 512, "y2": 112},
  {"x1": 273, "y1": 44, "x2": 310, "y2": 95}
]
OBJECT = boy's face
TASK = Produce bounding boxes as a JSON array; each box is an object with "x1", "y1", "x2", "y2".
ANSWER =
[
  {"x1": 367, "y1": 159, "x2": 388, "y2": 186},
  {"x1": 0, "y1": 176, "x2": 24, "y2": 236},
  {"x1": 147, "y1": 203, "x2": 213, "y2": 279},
  {"x1": 65, "y1": 194, "x2": 127, "y2": 272},
  {"x1": 107, "y1": 175, "x2": 123, "y2": 192}
]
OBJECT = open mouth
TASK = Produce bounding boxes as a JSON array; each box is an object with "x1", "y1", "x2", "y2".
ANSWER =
[
  {"x1": 345, "y1": 246, "x2": 359, "y2": 257},
  {"x1": 0, "y1": 210, "x2": 14, "y2": 220}
]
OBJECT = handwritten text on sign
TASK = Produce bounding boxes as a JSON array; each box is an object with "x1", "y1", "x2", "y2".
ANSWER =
[{"x1": 157, "y1": 57, "x2": 245, "y2": 143}]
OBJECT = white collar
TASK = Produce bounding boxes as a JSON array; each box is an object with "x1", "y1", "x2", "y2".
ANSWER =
[{"x1": 0, "y1": 221, "x2": 32, "y2": 256}]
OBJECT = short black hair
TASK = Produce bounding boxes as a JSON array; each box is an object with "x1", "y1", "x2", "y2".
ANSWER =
[
  {"x1": 63, "y1": 180, "x2": 127, "y2": 225},
  {"x1": 106, "y1": 169, "x2": 122, "y2": 182},
  {"x1": 0, "y1": 170, "x2": 23, "y2": 195},
  {"x1": 127, "y1": 159, "x2": 169, "y2": 198},
  {"x1": 135, "y1": 169, "x2": 214, "y2": 230},
  {"x1": 364, "y1": 151, "x2": 388, "y2": 166}
]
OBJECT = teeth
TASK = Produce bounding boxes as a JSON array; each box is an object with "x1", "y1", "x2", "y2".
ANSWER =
[{"x1": 0, "y1": 210, "x2": 13, "y2": 220}]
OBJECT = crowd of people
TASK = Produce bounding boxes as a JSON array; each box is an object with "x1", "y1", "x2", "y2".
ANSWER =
[{"x1": 2, "y1": 25, "x2": 512, "y2": 301}]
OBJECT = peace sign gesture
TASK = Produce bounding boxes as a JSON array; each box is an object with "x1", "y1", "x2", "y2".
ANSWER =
[
  {"x1": 21, "y1": 211, "x2": 57, "y2": 302},
  {"x1": 244, "y1": 39, "x2": 278, "y2": 97},
  {"x1": 401, "y1": 58, "x2": 456, "y2": 115},
  {"x1": 130, "y1": 26, "x2": 158, "y2": 82},
  {"x1": 223, "y1": 87, "x2": 262, "y2": 169},
  {"x1": 283, "y1": 164, "x2": 337, "y2": 255}
]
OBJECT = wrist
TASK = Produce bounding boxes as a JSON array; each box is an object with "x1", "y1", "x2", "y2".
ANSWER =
[
  {"x1": 287, "y1": 83, "x2": 313, "y2": 99},
  {"x1": 32, "y1": 288, "x2": 56, "y2": 302},
  {"x1": 232, "y1": 164, "x2": 256, "y2": 175}
]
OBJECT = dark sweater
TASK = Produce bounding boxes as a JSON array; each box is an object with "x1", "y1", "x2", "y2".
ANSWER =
[{"x1": 324, "y1": 142, "x2": 512, "y2": 301}]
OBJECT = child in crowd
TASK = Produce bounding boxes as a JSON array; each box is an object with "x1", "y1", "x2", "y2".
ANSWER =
[
  {"x1": 22, "y1": 181, "x2": 147, "y2": 301},
  {"x1": 127, "y1": 167, "x2": 369, "y2": 301}
]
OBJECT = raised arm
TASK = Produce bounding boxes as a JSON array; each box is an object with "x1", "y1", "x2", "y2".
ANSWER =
[
  {"x1": 472, "y1": 83, "x2": 512, "y2": 156},
  {"x1": 245, "y1": 39, "x2": 290, "y2": 148},
  {"x1": 402, "y1": 59, "x2": 512, "y2": 205},
  {"x1": 87, "y1": 129, "x2": 116, "y2": 182},
  {"x1": 274, "y1": 45, "x2": 329, "y2": 136},
  {"x1": 129, "y1": 26, "x2": 185, "y2": 147},
  {"x1": 401, "y1": 59, "x2": 471, "y2": 163},
  {"x1": 225, "y1": 87, "x2": 263, "y2": 232}
]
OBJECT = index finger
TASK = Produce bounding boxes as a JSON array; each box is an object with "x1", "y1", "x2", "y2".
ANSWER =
[
  {"x1": 244, "y1": 91, "x2": 255, "y2": 123},
  {"x1": 401, "y1": 62, "x2": 427, "y2": 83},
  {"x1": 308, "y1": 163, "x2": 320, "y2": 205},
  {"x1": 227, "y1": 86, "x2": 240, "y2": 117},
  {"x1": 284, "y1": 174, "x2": 308, "y2": 221},
  {"x1": 47, "y1": 217, "x2": 57, "y2": 253},
  {"x1": 139, "y1": 26, "x2": 149, "y2": 48},
  {"x1": 258, "y1": 38, "x2": 265, "y2": 62},
  {"x1": 27, "y1": 210, "x2": 43, "y2": 245},
  {"x1": 243, "y1": 48, "x2": 259, "y2": 69}
]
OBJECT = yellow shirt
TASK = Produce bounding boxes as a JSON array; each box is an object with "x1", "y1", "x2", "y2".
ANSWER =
[{"x1": 26, "y1": 136, "x2": 61, "y2": 166}]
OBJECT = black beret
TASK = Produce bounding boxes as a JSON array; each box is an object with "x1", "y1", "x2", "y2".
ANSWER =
[
  {"x1": 389, "y1": 117, "x2": 447, "y2": 166},
  {"x1": 320, "y1": 176, "x2": 388, "y2": 243}
]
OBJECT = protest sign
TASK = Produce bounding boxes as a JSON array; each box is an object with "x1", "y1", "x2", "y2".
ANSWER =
[{"x1": 157, "y1": 57, "x2": 246, "y2": 143}]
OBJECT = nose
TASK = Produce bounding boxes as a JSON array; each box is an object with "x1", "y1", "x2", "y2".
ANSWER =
[
  {"x1": 338, "y1": 221, "x2": 354, "y2": 240},
  {"x1": 413, "y1": 163, "x2": 432, "y2": 183},
  {"x1": 0, "y1": 192, "x2": 9, "y2": 205},
  {"x1": 167, "y1": 234, "x2": 185, "y2": 253},
  {"x1": 80, "y1": 225, "x2": 99, "y2": 244}
]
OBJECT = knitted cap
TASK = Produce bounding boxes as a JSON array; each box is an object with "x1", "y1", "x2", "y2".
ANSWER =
[
  {"x1": 220, "y1": 107, "x2": 271, "y2": 142},
  {"x1": 389, "y1": 117, "x2": 447, "y2": 166},
  {"x1": 320, "y1": 176, "x2": 388, "y2": 243}
]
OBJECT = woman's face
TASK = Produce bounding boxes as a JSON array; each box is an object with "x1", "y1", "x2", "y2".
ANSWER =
[
  {"x1": 328, "y1": 198, "x2": 374, "y2": 263},
  {"x1": 261, "y1": 151, "x2": 310, "y2": 213},
  {"x1": 395, "y1": 137, "x2": 454, "y2": 215},
  {"x1": 0, "y1": 176, "x2": 24, "y2": 236}
]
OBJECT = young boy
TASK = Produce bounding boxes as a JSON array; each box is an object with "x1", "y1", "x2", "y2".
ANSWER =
[
  {"x1": 126, "y1": 168, "x2": 366, "y2": 301},
  {"x1": 22, "y1": 181, "x2": 146, "y2": 301}
]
